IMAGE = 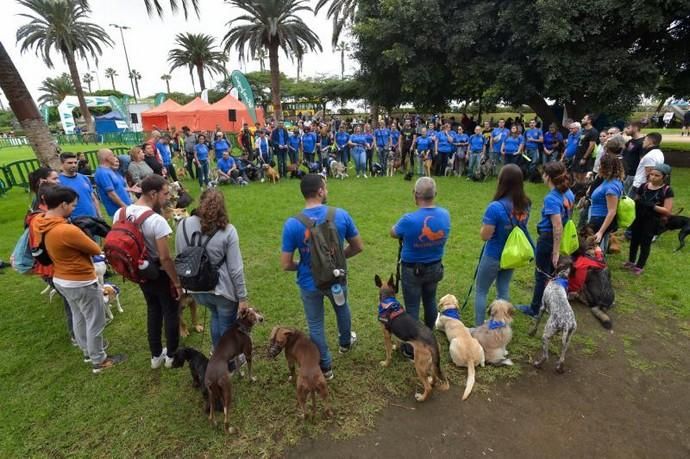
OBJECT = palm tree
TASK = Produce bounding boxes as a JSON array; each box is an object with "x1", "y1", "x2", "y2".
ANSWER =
[
  {"x1": 129, "y1": 69, "x2": 142, "y2": 98},
  {"x1": 168, "y1": 33, "x2": 227, "y2": 92},
  {"x1": 315, "y1": 0, "x2": 357, "y2": 47},
  {"x1": 82, "y1": 72, "x2": 94, "y2": 93},
  {"x1": 161, "y1": 73, "x2": 172, "y2": 94},
  {"x1": 143, "y1": 0, "x2": 199, "y2": 17},
  {"x1": 334, "y1": 42, "x2": 349, "y2": 79},
  {"x1": 38, "y1": 73, "x2": 74, "y2": 106},
  {"x1": 104, "y1": 67, "x2": 118, "y2": 90},
  {"x1": 256, "y1": 49, "x2": 268, "y2": 72},
  {"x1": 222, "y1": 0, "x2": 322, "y2": 121},
  {"x1": 16, "y1": 0, "x2": 113, "y2": 134}
]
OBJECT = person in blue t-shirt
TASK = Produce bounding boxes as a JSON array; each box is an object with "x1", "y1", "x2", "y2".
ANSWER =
[
  {"x1": 334, "y1": 125, "x2": 350, "y2": 165},
  {"x1": 213, "y1": 132, "x2": 230, "y2": 162},
  {"x1": 270, "y1": 121, "x2": 290, "y2": 177},
  {"x1": 517, "y1": 162, "x2": 575, "y2": 317},
  {"x1": 490, "y1": 119, "x2": 509, "y2": 163},
  {"x1": 524, "y1": 120, "x2": 543, "y2": 171},
  {"x1": 94, "y1": 149, "x2": 132, "y2": 217},
  {"x1": 348, "y1": 125, "x2": 371, "y2": 178},
  {"x1": 301, "y1": 127, "x2": 318, "y2": 163},
  {"x1": 216, "y1": 151, "x2": 238, "y2": 184},
  {"x1": 435, "y1": 123, "x2": 455, "y2": 176},
  {"x1": 374, "y1": 122, "x2": 391, "y2": 166},
  {"x1": 452, "y1": 125, "x2": 470, "y2": 176},
  {"x1": 564, "y1": 123, "x2": 581, "y2": 164},
  {"x1": 467, "y1": 126, "x2": 486, "y2": 177},
  {"x1": 57, "y1": 152, "x2": 100, "y2": 218},
  {"x1": 411, "y1": 127, "x2": 435, "y2": 176},
  {"x1": 363, "y1": 124, "x2": 376, "y2": 174},
  {"x1": 280, "y1": 174, "x2": 364, "y2": 379},
  {"x1": 543, "y1": 123, "x2": 564, "y2": 163},
  {"x1": 157, "y1": 135, "x2": 177, "y2": 181},
  {"x1": 390, "y1": 177, "x2": 450, "y2": 339},
  {"x1": 288, "y1": 127, "x2": 302, "y2": 165},
  {"x1": 390, "y1": 124, "x2": 401, "y2": 157},
  {"x1": 501, "y1": 125, "x2": 524, "y2": 165},
  {"x1": 194, "y1": 134, "x2": 211, "y2": 188},
  {"x1": 474, "y1": 164, "x2": 532, "y2": 326},
  {"x1": 588, "y1": 154, "x2": 624, "y2": 253}
]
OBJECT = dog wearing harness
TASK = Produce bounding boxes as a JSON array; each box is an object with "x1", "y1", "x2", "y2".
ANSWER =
[{"x1": 375, "y1": 274, "x2": 449, "y2": 402}]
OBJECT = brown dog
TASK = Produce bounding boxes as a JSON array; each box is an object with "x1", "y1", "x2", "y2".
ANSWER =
[
  {"x1": 470, "y1": 299, "x2": 514, "y2": 366},
  {"x1": 263, "y1": 164, "x2": 280, "y2": 183},
  {"x1": 375, "y1": 274, "x2": 449, "y2": 401},
  {"x1": 423, "y1": 154, "x2": 433, "y2": 177},
  {"x1": 268, "y1": 326, "x2": 332, "y2": 420},
  {"x1": 204, "y1": 307, "x2": 264, "y2": 433},
  {"x1": 179, "y1": 293, "x2": 204, "y2": 338}
]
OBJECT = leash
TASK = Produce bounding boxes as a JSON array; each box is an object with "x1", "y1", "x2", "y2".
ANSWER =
[
  {"x1": 535, "y1": 266, "x2": 556, "y2": 280},
  {"x1": 394, "y1": 238, "x2": 402, "y2": 292},
  {"x1": 460, "y1": 243, "x2": 485, "y2": 313}
]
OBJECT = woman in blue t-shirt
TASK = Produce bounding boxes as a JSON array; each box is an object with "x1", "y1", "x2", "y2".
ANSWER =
[
  {"x1": 501, "y1": 125, "x2": 524, "y2": 166},
  {"x1": 587, "y1": 154, "x2": 624, "y2": 253},
  {"x1": 194, "y1": 134, "x2": 210, "y2": 187},
  {"x1": 474, "y1": 164, "x2": 532, "y2": 326},
  {"x1": 213, "y1": 132, "x2": 230, "y2": 162},
  {"x1": 518, "y1": 162, "x2": 575, "y2": 317},
  {"x1": 348, "y1": 126, "x2": 371, "y2": 178}
]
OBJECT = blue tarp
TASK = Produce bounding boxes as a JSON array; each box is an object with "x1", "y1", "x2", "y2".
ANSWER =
[{"x1": 95, "y1": 111, "x2": 126, "y2": 134}]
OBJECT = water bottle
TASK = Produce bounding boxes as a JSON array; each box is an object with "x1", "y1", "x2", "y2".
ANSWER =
[{"x1": 331, "y1": 283, "x2": 345, "y2": 307}]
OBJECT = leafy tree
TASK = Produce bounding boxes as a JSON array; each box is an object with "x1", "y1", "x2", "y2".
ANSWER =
[
  {"x1": 161, "y1": 73, "x2": 172, "y2": 94},
  {"x1": 38, "y1": 73, "x2": 74, "y2": 106},
  {"x1": 143, "y1": 0, "x2": 199, "y2": 17},
  {"x1": 168, "y1": 32, "x2": 227, "y2": 91},
  {"x1": 166, "y1": 91, "x2": 195, "y2": 105},
  {"x1": 16, "y1": 0, "x2": 113, "y2": 134},
  {"x1": 222, "y1": 0, "x2": 322, "y2": 120},
  {"x1": 104, "y1": 67, "x2": 118, "y2": 90},
  {"x1": 82, "y1": 72, "x2": 94, "y2": 93},
  {"x1": 91, "y1": 89, "x2": 132, "y2": 99}
]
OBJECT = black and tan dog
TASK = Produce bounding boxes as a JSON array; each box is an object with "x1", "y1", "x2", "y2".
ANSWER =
[
  {"x1": 204, "y1": 307, "x2": 264, "y2": 433},
  {"x1": 658, "y1": 210, "x2": 690, "y2": 251},
  {"x1": 374, "y1": 274, "x2": 449, "y2": 401},
  {"x1": 268, "y1": 326, "x2": 332, "y2": 421},
  {"x1": 171, "y1": 347, "x2": 222, "y2": 413}
]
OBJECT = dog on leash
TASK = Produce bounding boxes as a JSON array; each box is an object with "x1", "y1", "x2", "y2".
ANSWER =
[
  {"x1": 470, "y1": 299, "x2": 514, "y2": 366},
  {"x1": 262, "y1": 163, "x2": 280, "y2": 183},
  {"x1": 179, "y1": 292, "x2": 204, "y2": 338},
  {"x1": 374, "y1": 274, "x2": 449, "y2": 401},
  {"x1": 268, "y1": 326, "x2": 332, "y2": 420},
  {"x1": 444, "y1": 156, "x2": 454, "y2": 177},
  {"x1": 205, "y1": 307, "x2": 264, "y2": 433},
  {"x1": 102, "y1": 283, "x2": 123, "y2": 321},
  {"x1": 435, "y1": 294, "x2": 485, "y2": 400},
  {"x1": 328, "y1": 159, "x2": 348, "y2": 180},
  {"x1": 423, "y1": 154, "x2": 433, "y2": 177},
  {"x1": 171, "y1": 347, "x2": 222, "y2": 413},
  {"x1": 529, "y1": 257, "x2": 577, "y2": 374}
]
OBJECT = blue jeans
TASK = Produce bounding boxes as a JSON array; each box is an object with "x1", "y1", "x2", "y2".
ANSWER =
[
  {"x1": 377, "y1": 146, "x2": 388, "y2": 165},
  {"x1": 352, "y1": 147, "x2": 366, "y2": 175},
  {"x1": 526, "y1": 148, "x2": 539, "y2": 171},
  {"x1": 468, "y1": 151, "x2": 482, "y2": 175},
  {"x1": 304, "y1": 151, "x2": 316, "y2": 163},
  {"x1": 529, "y1": 234, "x2": 554, "y2": 314},
  {"x1": 336, "y1": 147, "x2": 347, "y2": 164},
  {"x1": 543, "y1": 150, "x2": 557, "y2": 164},
  {"x1": 275, "y1": 148, "x2": 288, "y2": 177},
  {"x1": 198, "y1": 159, "x2": 209, "y2": 186},
  {"x1": 474, "y1": 254, "x2": 513, "y2": 326},
  {"x1": 192, "y1": 293, "x2": 238, "y2": 349},
  {"x1": 401, "y1": 262, "x2": 444, "y2": 330},
  {"x1": 300, "y1": 286, "x2": 352, "y2": 371},
  {"x1": 491, "y1": 150, "x2": 501, "y2": 164},
  {"x1": 288, "y1": 147, "x2": 299, "y2": 164}
]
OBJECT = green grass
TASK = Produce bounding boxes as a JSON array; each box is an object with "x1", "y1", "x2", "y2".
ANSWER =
[
  {"x1": 0, "y1": 168, "x2": 689, "y2": 457},
  {"x1": 0, "y1": 144, "x2": 130, "y2": 165}
]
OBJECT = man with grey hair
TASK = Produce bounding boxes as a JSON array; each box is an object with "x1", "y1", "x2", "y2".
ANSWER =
[
  {"x1": 94, "y1": 149, "x2": 132, "y2": 217},
  {"x1": 390, "y1": 176, "x2": 451, "y2": 359}
]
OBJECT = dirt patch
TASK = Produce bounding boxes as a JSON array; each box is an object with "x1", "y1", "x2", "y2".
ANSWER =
[{"x1": 288, "y1": 310, "x2": 690, "y2": 458}]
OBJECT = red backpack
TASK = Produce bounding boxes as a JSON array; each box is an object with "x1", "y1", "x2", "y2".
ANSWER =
[{"x1": 104, "y1": 208, "x2": 155, "y2": 283}]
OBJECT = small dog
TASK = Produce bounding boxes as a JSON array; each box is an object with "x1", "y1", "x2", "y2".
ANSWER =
[
  {"x1": 386, "y1": 155, "x2": 396, "y2": 177},
  {"x1": 204, "y1": 307, "x2": 264, "y2": 433},
  {"x1": 171, "y1": 208, "x2": 190, "y2": 225},
  {"x1": 375, "y1": 274, "x2": 449, "y2": 401},
  {"x1": 470, "y1": 299, "x2": 514, "y2": 366},
  {"x1": 171, "y1": 347, "x2": 222, "y2": 413},
  {"x1": 435, "y1": 294, "x2": 485, "y2": 400},
  {"x1": 267, "y1": 326, "x2": 332, "y2": 420},
  {"x1": 179, "y1": 292, "x2": 204, "y2": 338},
  {"x1": 444, "y1": 156, "x2": 454, "y2": 177},
  {"x1": 102, "y1": 283, "x2": 123, "y2": 321},
  {"x1": 262, "y1": 163, "x2": 280, "y2": 183},
  {"x1": 529, "y1": 257, "x2": 577, "y2": 374},
  {"x1": 176, "y1": 166, "x2": 187, "y2": 179},
  {"x1": 329, "y1": 159, "x2": 348, "y2": 180},
  {"x1": 423, "y1": 154, "x2": 433, "y2": 177}
]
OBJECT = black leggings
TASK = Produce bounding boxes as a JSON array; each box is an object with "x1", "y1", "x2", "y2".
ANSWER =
[
  {"x1": 140, "y1": 272, "x2": 180, "y2": 358},
  {"x1": 629, "y1": 224, "x2": 654, "y2": 269}
]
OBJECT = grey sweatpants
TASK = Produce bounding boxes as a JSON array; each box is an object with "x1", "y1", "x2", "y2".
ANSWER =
[{"x1": 55, "y1": 282, "x2": 107, "y2": 365}]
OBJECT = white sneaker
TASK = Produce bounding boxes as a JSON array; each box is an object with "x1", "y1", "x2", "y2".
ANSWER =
[
  {"x1": 151, "y1": 347, "x2": 167, "y2": 369},
  {"x1": 164, "y1": 355, "x2": 175, "y2": 368},
  {"x1": 363, "y1": 174, "x2": 368, "y2": 179}
]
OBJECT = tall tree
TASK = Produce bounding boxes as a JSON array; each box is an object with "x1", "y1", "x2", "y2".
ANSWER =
[
  {"x1": 104, "y1": 67, "x2": 118, "y2": 90},
  {"x1": 16, "y1": 0, "x2": 113, "y2": 134},
  {"x1": 161, "y1": 73, "x2": 172, "y2": 94},
  {"x1": 315, "y1": 0, "x2": 357, "y2": 47},
  {"x1": 82, "y1": 72, "x2": 94, "y2": 93},
  {"x1": 222, "y1": 0, "x2": 322, "y2": 121},
  {"x1": 256, "y1": 49, "x2": 268, "y2": 72},
  {"x1": 168, "y1": 32, "x2": 227, "y2": 92},
  {"x1": 334, "y1": 42, "x2": 349, "y2": 79},
  {"x1": 38, "y1": 73, "x2": 75, "y2": 106},
  {"x1": 129, "y1": 69, "x2": 142, "y2": 98}
]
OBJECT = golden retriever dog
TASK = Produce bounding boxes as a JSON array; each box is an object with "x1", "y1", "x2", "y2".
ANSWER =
[
  {"x1": 470, "y1": 299, "x2": 514, "y2": 366},
  {"x1": 435, "y1": 294, "x2": 485, "y2": 400}
]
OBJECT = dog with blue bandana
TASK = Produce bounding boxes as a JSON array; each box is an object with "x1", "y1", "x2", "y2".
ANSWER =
[
  {"x1": 470, "y1": 299, "x2": 515, "y2": 366},
  {"x1": 435, "y1": 294, "x2": 485, "y2": 400}
]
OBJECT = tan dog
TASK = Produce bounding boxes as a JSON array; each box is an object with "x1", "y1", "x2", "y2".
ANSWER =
[
  {"x1": 470, "y1": 299, "x2": 514, "y2": 366},
  {"x1": 262, "y1": 164, "x2": 280, "y2": 183},
  {"x1": 179, "y1": 293, "x2": 204, "y2": 338},
  {"x1": 176, "y1": 166, "x2": 187, "y2": 179},
  {"x1": 267, "y1": 326, "x2": 332, "y2": 420},
  {"x1": 435, "y1": 294, "x2": 485, "y2": 400},
  {"x1": 102, "y1": 283, "x2": 123, "y2": 321},
  {"x1": 423, "y1": 154, "x2": 433, "y2": 177}
]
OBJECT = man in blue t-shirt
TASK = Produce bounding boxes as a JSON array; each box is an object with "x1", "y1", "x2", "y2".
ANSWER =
[
  {"x1": 301, "y1": 127, "x2": 318, "y2": 163},
  {"x1": 280, "y1": 174, "x2": 364, "y2": 379},
  {"x1": 374, "y1": 122, "x2": 391, "y2": 166},
  {"x1": 490, "y1": 119, "x2": 509, "y2": 163},
  {"x1": 524, "y1": 120, "x2": 543, "y2": 171},
  {"x1": 564, "y1": 122, "x2": 581, "y2": 164},
  {"x1": 390, "y1": 177, "x2": 450, "y2": 357},
  {"x1": 334, "y1": 125, "x2": 350, "y2": 164},
  {"x1": 94, "y1": 149, "x2": 132, "y2": 217},
  {"x1": 217, "y1": 151, "x2": 238, "y2": 184},
  {"x1": 58, "y1": 152, "x2": 100, "y2": 218},
  {"x1": 156, "y1": 135, "x2": 177, "y2": 181}
]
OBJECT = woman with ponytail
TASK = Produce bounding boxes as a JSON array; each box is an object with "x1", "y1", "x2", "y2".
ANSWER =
[{"x1": 517, "y1": 161, "x2": 575, "y2": 317}]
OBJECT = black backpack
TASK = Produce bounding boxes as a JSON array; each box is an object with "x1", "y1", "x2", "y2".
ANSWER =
[
  {"x1": 174, "y1": 219, "x2": 225, "y2": 292},
  {"x1": 295, "y1": 207, "x2": 346, "y2": 290}
]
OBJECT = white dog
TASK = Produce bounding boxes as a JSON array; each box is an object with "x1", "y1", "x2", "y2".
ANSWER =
[{"x1": 93, "y1": 254, "x2": 123, "y2": 321}]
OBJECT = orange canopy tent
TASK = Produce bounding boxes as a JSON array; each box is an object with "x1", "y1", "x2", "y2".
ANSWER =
[
  {"x1": 200, "y1": 93, "x2": 266, "y2": 132},
  {"x1": 141, "y1": 99, "x2": 182, "y2": 131},
  {"x1": 165, "y1": 97, "x2": 211, "y2": 131}
]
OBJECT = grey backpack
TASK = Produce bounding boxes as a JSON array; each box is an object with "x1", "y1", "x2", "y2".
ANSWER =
[{"x1": 295, "y1": 207, "x2": 346, "y2": 289}]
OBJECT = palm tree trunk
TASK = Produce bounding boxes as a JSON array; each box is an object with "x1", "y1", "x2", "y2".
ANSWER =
[
  {"x1": 65, "y1": 51, "x2": 94, "y2": 134},
  {"x1": 268, "y1": 43, "x2": 282, "y2": 121},
  {"x1": 196, "y1": 64, "x2": 206, "y2": 91},
  {"x1": 110, "y1": 76, "x2": 116, "y2": 90},
  {"x1": 0, "y1": 42, "x2": 59, "y2": 168},
  {"x1": 165, "y1": 80, "x2": 170, "y2": 94},
  {"x1": 135, "y1": 79, "x2": 141, "y2": 98},
  {"x1": 190, "y1": 71, "x2": 196, "y2": 94},
  {"x1": 341, "y1": 50, "x2": 345, "y2": 79},
  {"x1": 86, "y1": 80, "x2": 92, "y2": 93}
]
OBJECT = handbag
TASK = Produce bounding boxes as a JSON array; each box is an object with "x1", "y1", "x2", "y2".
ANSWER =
[{"x1": 499, "y1": 203, "x2": 534, "y2": 269}]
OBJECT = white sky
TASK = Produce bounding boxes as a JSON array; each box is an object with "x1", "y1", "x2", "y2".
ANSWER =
[{"x1": 1, "y1": 0, "x2": 355, "y2": 106}]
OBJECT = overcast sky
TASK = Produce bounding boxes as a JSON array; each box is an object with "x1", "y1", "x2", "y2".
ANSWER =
[{"x1": 1, "y1": 0, "x2": 355, "y2": 107}]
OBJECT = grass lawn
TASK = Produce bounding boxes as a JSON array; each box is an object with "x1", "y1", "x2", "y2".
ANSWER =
[
  {"x1": 0, "y1": 144, "x2": 130, "y2": 165},
  {"x1": 0, "y1": 166, "x2": 689, "y2": 457}
]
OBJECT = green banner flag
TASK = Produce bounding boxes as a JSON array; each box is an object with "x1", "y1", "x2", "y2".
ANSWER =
[
  {"x1": 39, "y1": 105, "x2": 50, "y2": 123},
  {"x1": 154, "y1": 93, "x2": 167, "y2": 106},
  {"x1": 108, "y1": 96, "x2": 128, "y2": 120},
  {"x1": 230, "y1": 70, "x2": 258, "y2": 123}
]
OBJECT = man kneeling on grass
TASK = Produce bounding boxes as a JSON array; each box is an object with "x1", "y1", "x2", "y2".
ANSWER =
[{"x1": 33, "y1": 186, "x2": 126, "y2": 373}]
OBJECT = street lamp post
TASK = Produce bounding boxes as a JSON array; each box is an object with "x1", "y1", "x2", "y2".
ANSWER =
[{"x1": 110, "y1": 24, "x2": 137, "y2": 102}]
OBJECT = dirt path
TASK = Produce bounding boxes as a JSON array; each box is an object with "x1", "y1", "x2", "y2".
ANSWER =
[{"x1": 289, "y1": 311, "x2": 690, "y2": 458}]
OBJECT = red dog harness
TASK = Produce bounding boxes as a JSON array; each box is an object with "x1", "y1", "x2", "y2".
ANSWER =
[{"x1": 378, "y1": 297, "x2": 405, "y2": 328}]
